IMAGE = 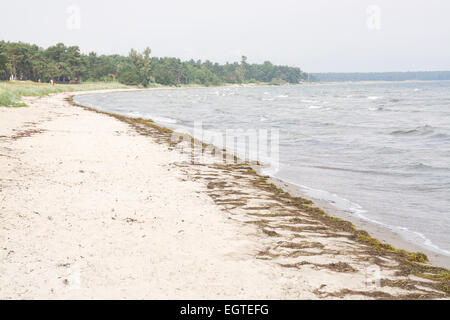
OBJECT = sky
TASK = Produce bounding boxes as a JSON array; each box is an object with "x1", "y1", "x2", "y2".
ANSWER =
[{"x1": 1, "y1": 0, "x2": 449, "y2": 72}]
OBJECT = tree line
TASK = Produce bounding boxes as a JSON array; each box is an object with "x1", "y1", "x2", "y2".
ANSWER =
[{"x1": 0, "y1": 41, "x2": 304, "y2": 86}]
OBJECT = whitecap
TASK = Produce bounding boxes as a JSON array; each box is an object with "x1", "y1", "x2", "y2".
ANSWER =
[
  {"x1": 396, "y1": 227, "x2": 450, "y2": 256},
  {"x1": 125, "y1": 111, "x2": 141, "y2": 117},
  {"x1": 151, "y1": 116, "x2": 178, "y2": 124},
  {"x1": 294, "y1": 182, "x2": 450, "y2": 257}
]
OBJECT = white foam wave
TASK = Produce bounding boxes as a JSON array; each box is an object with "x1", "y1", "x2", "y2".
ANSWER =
[
  {"x1": 396, "y1": 227, "x2": 450, "y2": 256},
  {"x1": 275, "y1": 179, "x2": 450, "y2": 257},
  {"x1": 151, "y1": 116, "x2": 178, "y2": 124}
]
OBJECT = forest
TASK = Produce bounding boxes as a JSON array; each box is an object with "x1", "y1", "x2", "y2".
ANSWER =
[{"x1": 0, "y1": 41, "x2": 304, "y2": 86}]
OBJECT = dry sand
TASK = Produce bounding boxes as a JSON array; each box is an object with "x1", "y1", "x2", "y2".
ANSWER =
[{"x1": 0, "y1": 91, "x2": 448, "y2": 299}]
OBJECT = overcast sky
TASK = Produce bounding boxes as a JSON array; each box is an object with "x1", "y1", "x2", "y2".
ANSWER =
[{"x1": 1, "y1": 0, "x2": 449, "y2": 72}]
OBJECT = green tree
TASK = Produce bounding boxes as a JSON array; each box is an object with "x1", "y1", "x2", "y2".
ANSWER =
[
  {"x1": 0, "y1": 41, "x2": 10, "y2": 80},
  {"x1": 0, "y1": 41, "x2": 305, "y2": 86},
  {"x1": 117, "y1": 62, "x2": 140, "y2": 85},
  {"x1": 126, "y1": 47, "x2": 152, "y2": 87}
]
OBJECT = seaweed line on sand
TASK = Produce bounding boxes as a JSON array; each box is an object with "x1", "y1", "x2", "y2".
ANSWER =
[{"x1": 68, "y1": 94, "x2": 450, "y2": 299}]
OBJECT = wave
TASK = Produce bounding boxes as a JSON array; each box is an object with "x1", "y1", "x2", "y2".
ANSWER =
[
  {"x1": 153, "y1": 116, "x2": 178, "y2": 124},
  {"x1": 124, "y1": 111, "x2": 178, "y2": 124},
  {"x1": 396, "y1": 227, "x2": 450, "y2": 256},
  {"x1": 281, "y1": 179, "x2": 450, "y2": 257},
  {"x1": 302, "y1": 164, "x2": 415, "y2": 177},
  {"x1": 142, "y1": 114, "x2": 178, "y2": 124},
  {"x1": 390, "y1": 125, "x2": 434, "y2": 136},
  {"x1": 125, "y1": 111, "x2": 141, "y2": 117},
  {"x1": 405, "y1": 162, "x2": 450, "y2": 172},
  {"x1": 307, "y1": 165, "x2": 382, "y2": 175},
  {"x1": 430, "y1": 133, "x2": 450, "y2": 140}
]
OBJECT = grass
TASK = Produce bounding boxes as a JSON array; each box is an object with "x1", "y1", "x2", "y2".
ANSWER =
[{"x1": 0, "y1": 80, "x2": 132, "y2": 107}]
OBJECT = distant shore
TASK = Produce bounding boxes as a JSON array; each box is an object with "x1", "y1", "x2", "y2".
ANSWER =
[
  {"x1": 0, "y1": 89, "x2": 448, "y2": 299},
  {"x1": 300, "y1": 79, "x2": 450, "y2": 85}
]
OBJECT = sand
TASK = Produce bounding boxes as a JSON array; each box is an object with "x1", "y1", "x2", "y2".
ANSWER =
[{"x1": 0, "y1": 91, "x2": 448, "y2": 299}]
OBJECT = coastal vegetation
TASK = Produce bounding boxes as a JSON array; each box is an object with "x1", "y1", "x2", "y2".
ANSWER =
[
  {"x1": 0, "y1": 41, "x2": 304, "y2": 87},
  {"x1": 0, "y1": 81, "x2": 130, "y2": 107}
]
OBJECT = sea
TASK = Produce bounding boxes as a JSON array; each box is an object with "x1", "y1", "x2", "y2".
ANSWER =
[{"x1": 75, "y1": 81, "x2": 450, "y2": 256}]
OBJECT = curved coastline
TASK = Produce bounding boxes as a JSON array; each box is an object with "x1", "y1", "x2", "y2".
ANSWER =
[
  {"x1": 71, "y1": 89, "x2": 450, "y2": 270},
  {"x1": 3, "y1": 89, "x2": 448, "y2": 298}
]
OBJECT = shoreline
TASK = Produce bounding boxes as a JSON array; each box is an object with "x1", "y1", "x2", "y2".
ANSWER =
[
  {"x1": 266, "y1": 177, "x2": 450, "y2": 269},
  {"x1": 73, "y1": 87, "x2": 450, "y2": 269},
  {"x1": 70, "y1": 90, "x2": 450, "y2": 284},
  {"x1": 0, "y1": 89, "x2": 448, "y2": 299}
]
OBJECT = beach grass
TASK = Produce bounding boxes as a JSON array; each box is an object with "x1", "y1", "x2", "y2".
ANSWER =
[{"x1": 0, "y1": 80, "x2": 132, "y2": 107}]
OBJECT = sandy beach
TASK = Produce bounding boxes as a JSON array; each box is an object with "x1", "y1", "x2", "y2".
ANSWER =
[{"x1": 0, "y1": 90, "x2": 448, "y2": 299}]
